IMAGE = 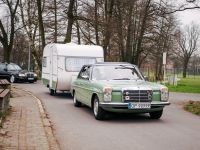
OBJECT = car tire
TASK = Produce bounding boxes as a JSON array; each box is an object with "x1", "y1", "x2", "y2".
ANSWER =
[
  {"x1": 93, "y1": 96, "x2": 106, "y2": 120},
  {"x1": 10, "y1": 75, "x2": 15, "y2": 83},
  {"x1": 149, "y1": 109, "x2": 163, "y2": 119},
  {"x1": 49, "y1": 88, "x2": 55, "y2": 95},
  {"x1": 73, "y1": 92, "x2": 81, "y2": 107}
]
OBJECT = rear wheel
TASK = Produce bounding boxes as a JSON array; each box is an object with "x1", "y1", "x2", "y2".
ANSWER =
[
  {"x1": 49, "y1": 88, "x2": 55, "y2": 95},
  {"x1": 73, "y1": 92, "x2": 81, "y2": 107},
  {"x1": 93, "y1": 96, "x2": 106, "y2": 120},
  {"x1": 149, "y1": 109, "x2": 163, "y2": 119}
]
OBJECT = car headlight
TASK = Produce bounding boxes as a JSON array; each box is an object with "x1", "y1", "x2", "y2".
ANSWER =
[
  {"x1": 103, "y1": 86, "x2": 112, "y2": 102},
  {"x1": 19, "y1": 73, "x2": 26, "y2": 77},
  {"x1": 34, "y1": 73, "x2": 37, "y2": 77},
  {"x1": 160, "y1": 87, "x2": 169, "y2": 101}
]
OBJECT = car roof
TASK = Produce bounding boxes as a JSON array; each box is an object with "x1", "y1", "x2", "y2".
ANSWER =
[
  {"x1": 85, "y1": 62, "x2": 136, "y2": 67},
  {"x1": 0, "y1": 62, "x2": 17, "y2": 65}
]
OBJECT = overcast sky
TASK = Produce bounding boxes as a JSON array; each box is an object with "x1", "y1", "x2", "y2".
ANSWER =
[
  {"x1": 177, "y1": 8, "x2": 200, "y2": 26},
  {"x1": 0, "y1": 1, "x2": 200, "y2": 26}
]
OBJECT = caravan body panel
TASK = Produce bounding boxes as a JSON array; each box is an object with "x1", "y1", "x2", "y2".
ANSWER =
[{"x1": 42, "y1": 43, "x2": 104, "y2": 92}]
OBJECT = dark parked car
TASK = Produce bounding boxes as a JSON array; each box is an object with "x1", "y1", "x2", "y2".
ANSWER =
[{"x1": 0, "y1": 63, "x2": 37, "y2": 83}]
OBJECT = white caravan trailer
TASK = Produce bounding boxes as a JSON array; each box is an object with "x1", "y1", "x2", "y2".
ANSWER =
[{"x1": 42, "y1": 43, "x2": 104, "y2": 95}]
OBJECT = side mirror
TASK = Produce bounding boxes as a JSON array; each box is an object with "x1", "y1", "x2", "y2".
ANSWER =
[{"x1": 144, "y1": 76, "x2": 149, "y2": 81}]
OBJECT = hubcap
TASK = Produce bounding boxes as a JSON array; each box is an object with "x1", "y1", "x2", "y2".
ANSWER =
[
  {"x1": 10, "y1": 75, "x2": 14, "y2": 83},
  {"x1": 73, "y1": 95, "x2": 76, "y2": 104},
  {"x1": 93, "y1": 99, "x2": 99, "y2": 116}
]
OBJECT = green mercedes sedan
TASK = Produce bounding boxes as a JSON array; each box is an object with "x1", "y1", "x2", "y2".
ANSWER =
[{"x1": 71, "y1": 62, "x2": 170, "y2": 120}]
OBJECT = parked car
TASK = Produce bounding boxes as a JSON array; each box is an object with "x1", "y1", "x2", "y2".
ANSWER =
[
  {"x1": 0, "y1": 63, "x2": 37, "y2": 83},
  {"x1": 71, "y1": 62, "x2": 170, "y2": 120}
]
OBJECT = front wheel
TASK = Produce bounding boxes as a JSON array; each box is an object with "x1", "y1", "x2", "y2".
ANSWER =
[
  {"x1": 73, "y1": 92, "x2": 81, "y2": 107},
  {"x1": 93, "y1": 96, "x2": 106, "y2": 120},
  {"x1": 149, "y1": 109, "x2": 163, "y2": 119}
]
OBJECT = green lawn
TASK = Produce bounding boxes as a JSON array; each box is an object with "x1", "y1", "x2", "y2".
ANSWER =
[
  {"x1": 167, "y1": 77, "x2": 200, "y2": 93},
  {"x1": 184, "y1": 101, "x2": 200, "y2": 116}
]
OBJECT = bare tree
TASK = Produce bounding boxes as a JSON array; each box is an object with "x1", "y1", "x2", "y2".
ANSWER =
[
  {"x1": 177, "y1": 23, "x2": 200, "y2": 78},
  {"x1": 0, "y1": 0, "x2": 20, "y2": 63},
  {"x1": 19, "y1": 0, "x2": 42, "y2": 70}
]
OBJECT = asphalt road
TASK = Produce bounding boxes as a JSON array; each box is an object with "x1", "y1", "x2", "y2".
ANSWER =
[{"x1": 15, "y1": 82, "x2": 200, "y2": 150}]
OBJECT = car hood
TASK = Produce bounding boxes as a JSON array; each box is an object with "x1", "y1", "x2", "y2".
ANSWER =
[
  {"x1": 91, "y1": 80, "x2": 165, "y2": 91},
  {"x1": 8, "y1": 70, "x2": 35, "y2": 75}
]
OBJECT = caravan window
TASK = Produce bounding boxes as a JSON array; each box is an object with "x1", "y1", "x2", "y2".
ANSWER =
[{"x1": 65, "y1": 57, "x2": 96, "y2": 72}]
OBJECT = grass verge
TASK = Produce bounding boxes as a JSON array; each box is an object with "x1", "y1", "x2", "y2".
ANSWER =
[
  {"x1": 167, "y1": 77, "x2": 200, "y2": 93},
  {"x1": 184, "y1": 101, "x2": 200, "y2": 116}
]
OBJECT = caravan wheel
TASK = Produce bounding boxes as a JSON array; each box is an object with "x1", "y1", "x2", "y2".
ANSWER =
[{"x1": 49, "y1": 88, "x2": 55, "y2": 95}]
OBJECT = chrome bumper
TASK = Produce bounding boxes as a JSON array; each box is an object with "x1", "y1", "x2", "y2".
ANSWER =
[{"x1": 99, "y1": 101, "x2": 170, "y2": 108}]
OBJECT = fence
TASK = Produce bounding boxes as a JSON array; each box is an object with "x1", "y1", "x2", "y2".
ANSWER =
[{"x1": 140, "y1": 67, "x2": 200, "y2": 82}]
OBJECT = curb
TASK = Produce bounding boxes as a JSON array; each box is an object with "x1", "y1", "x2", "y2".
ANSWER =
[{"x1": 15, "y1": 87, "x2": 61, "y2": 150}]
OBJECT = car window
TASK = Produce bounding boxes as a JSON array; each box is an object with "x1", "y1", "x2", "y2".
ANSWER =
[
  {"x1": 7, "y1": 64, "x2": 22, "y2": 71},
  {"x1": 0, "y1": 64, "x2": 6, "y2": 71},
  {"x1": 78, "y1": 66, "x2": 91, "y2": 80},
  {"x1": 92, "y1": 65, "x2": 143, "y2": 81}
]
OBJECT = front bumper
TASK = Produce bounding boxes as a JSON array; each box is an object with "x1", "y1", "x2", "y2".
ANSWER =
[
  {"x1": 99, "y1": 101, "x2": 170, "y2": 108},
  {"x1": 16, "y1": 76, "x2": 37, "y2": 82}
]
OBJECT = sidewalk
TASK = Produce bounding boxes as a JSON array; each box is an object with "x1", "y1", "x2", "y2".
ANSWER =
[{"x1": 0, "y1": 86, "x2": 60, "y2": 150}]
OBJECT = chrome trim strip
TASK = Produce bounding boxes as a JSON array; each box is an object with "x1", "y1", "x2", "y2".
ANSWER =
[{"x1": 99, "y1": 101, "x2": 170, "y2": 108}]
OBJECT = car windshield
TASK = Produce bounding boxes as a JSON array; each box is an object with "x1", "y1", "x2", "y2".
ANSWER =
[
  {"x1": 7, "y1": 64, "x2": 22, "y2": 71},
  {"x1": 91, "y1": 65, "x2": 144, "y2": 81}
]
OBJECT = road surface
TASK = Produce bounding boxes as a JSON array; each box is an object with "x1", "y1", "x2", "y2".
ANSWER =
[{"x1": 15, "y1": 82, "x2": 200, "y2": 150}]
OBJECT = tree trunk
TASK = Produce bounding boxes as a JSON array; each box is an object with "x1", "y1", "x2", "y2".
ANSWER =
[
  {"x1": 94, "y1": 0, "x2": 100, "y2": 45},
  {"x1": 54, "y1": 0, "x2": 58, "y2": 43},
  {"x1": 37, "y1": 0, "x2": 46, "y2": 49},
  {"x1": 103, "y1": 0, "x2": 114, "y2": 60},
  {"x1": 3, "y1": 46, "x2": 11, "y2": 63},
  {"x1": 125, "y1": 3, "x2": 133, "y2": 63},
  {"x1": 76, "y1": 20, "x2": 81, "y2": 44},
  {"x1": 134, "y1": 0, "x2": 151, "y2": 65},
  {"x1": 183, "y1": 58, "x2": 189, "y2": 78},
  {"x1": 116, "y1": 1, "x2": 125, "y2": 61},
  {"x1": 64, "y1": 0, "x2": 75, "y2": 43}
]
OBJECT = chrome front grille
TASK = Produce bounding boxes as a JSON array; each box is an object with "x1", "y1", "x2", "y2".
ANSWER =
[
  {"x1": 123, "y1": 90, "x2": 152, "y2": 102},
  {"x1": 27, "y1": 73, "x2": 34, "y2": 78}
]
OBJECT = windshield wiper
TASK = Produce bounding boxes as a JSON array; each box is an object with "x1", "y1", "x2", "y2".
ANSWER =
[
  {"x1": 115, "y1": 65, "x2": 135, "y2": 70},
  {"x1": 113, "y1": 78, "x2": 131, "y2": 80}
]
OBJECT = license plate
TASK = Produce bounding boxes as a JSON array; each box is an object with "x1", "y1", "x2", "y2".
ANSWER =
[
  {"x1": 128, "y1": 102, "x2": 151, "y2": 109},
  {"x1": 28, "y1": 78, "x2": 34, "y2": 80}
]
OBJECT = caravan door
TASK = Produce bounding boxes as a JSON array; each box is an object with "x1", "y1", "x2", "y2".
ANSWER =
[{"x1": 49, "y1": 46, "x2": 58, "y2": 91}]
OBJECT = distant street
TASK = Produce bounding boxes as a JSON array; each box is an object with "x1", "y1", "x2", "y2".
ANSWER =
[{"x1": 15, "y1": 82, "x2": 200, "y2": 150}]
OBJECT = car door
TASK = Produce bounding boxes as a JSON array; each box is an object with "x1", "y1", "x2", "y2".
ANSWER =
[
  {"x1": 76, "y1": 66, "x2": 92, "y2": 106},
  {"x1": 0, "y1": 63, "x2": 10, "y2": 80}
]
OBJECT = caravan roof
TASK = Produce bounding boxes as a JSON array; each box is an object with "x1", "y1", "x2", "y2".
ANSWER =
[{"x1": 44, "y1": 43, "x2": 104, "y2": 57}]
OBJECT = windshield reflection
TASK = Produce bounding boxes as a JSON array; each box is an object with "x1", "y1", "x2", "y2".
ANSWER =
[
  {"x1": 92, "y1": 65, "x2": 143, "y2": 81},
  {"x1": 7, "y1": 64, "x2": 22, "y2": 71}
]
